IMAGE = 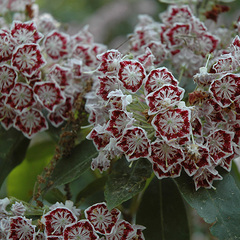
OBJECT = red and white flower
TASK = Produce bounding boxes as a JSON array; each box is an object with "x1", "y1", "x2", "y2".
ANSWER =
[
  {"x1": 0, "y1": 29, "x2": 15, "y2": 62},
  {"x1": 8, "y1": 216, "x2": 35, "y2": 240},
  {"x1": 164, "y1": 23, "x2": 190, "y2": 47},
  {"x1": 14, "y1": 108, "x2": 48, "y2": 138},
  {"x1": 149, "y1": 139, "x2": 184, "y2": 173},
  {"x1": 12, "y1": 43, "x2": 46, "y2": 77},
  {"x1": 91, "y1": 151, "x2": 111, "y2": 173},
  {"x1": 63, "y1": 220, "x2": 99, "y2": 240},
  {"x1": 160, "y1": 5, "x2": 193, "y2": 25},
  {"x1": 87, "y1": 125, "x2": 111, "y2": 150},
  {"x1": 47, "y1": 97, "x2": 72, "y2": 127},
  {"x1": 34, "y1": 81, "x2": 65, "y2": 112},
  {"x1": 147, "y1": 41, "x2": 168, "y2": 65},
  {"x1": 118, "y1": 60, "x2": 146, "y2": 93},
  {"x1": 207, "y1": 130, "x2": 234, "y2": 164},
  {"x1": 98, "y1": 50, "x2": 122, "y2": 74},
  {"x1": 145, "y1": 67, "x2": 178, "y2": 95},
  {"x1": 42, "y1": 207, "x2": 77, "y2": 237},
  {"x1": 97, "y1": 76, "x2": 122, "y2": 101},
  {"x1": 197, "y1": 33, "x2": 219, "y2": 56},
  {"x1": 105, "y1": 110, "x2": 134, "y2": 138},
  {"x1": 0, "y1": 95, "x2": 16, "y2": 130},
  {"x1": 106, "y1": 220, "x2": 135, "y2": 240},
  {"x1": 193, "y1": 167, "x2": 223, "y2": 191},
  {"x1": 152, "y1": 108, "x2": 191, "y2": 141},
  {"x1": 10, "y1": 21, "x2": 43, "y2": 45},
  {"x1": 116, "y1": 127, "x2": 151, "y2": 161},
  {"x1": 209, "y1": 73, "x2": 240, "y2": 108},
  {"x1": 181, "y1": 143, "x2": 211, "y2": 176},
  {"x1": 84, "y1": 202, "x2": 120, "y2": 235},
  {"x1": 6, "y1": 82, "x2": 35, "y2": 112},
  {"x1": 0, "y1": 64, "x2": 17, "y2": 95},
  {"x1": 212, "y1": 55, "x2": 238, "y2": 73},
  {"x1": 44, "y1": 30, "x2": 69, "y2": 60},
  {"x1": 47, "y1": 64, "x2": 73, "y2": 87},
  {"x1": 146, "y1": 84, "x2": 184, "y2": 115},
  {"x1": 152, "y1": 162, "x2": 182, "y2": 179}
]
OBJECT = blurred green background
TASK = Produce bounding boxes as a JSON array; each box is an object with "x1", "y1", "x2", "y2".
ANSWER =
[{"x1": 36, "y1": 0, "x2": 167, "y2": 48}]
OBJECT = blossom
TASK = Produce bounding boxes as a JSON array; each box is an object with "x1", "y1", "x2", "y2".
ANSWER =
[
  {"x1": 144, "y1": 67, "x2": 178, "y2": 95},
  {"x1": 63, "y1": 220, "x2": 99, "y2": 240},
  {"x1": 10, "y1": 21, "x2": 43, "y2": 45},
  {"x1": 0, "y1": 64, "x2": 17, "y2": 95},
  {"x1": 33, "y1": 81, "x2": 65, "y2": 112},
  {"x1": 42, "y1": 207, "x2": 77, "y2": 237},
  {"x1": 149, "y1": 139, "x2": 184, "y2": 173},
  {"x1": 106, "y1": 220, "x2": 135, "y2": 240},
  {"x1": 84, "y1": 202, "x2": 121, "y2": 235},
  {"x1": 11, "y1": 43, "x2": 46, "y2": 77},
  {"x1": 13, "y1": 108, "x2": 48, "y2": 138},
  {"x1": 116, "y1": 127, "x2": 151, "y2": 161},
  {"x1": 152, "y1": 108, "x2": 191, "y2": 141},
  {"x1": 118, "y1": 60, "x2": 146, "y2": 93},
  {"x1": 6, "y1": 82, "x2": 35, "y2": 112},
  {"x1": 8, "y1": 216, "x2": 35, "y2": 240},
  {"x1": 44, "y1": 30, "x2": 69, "y2": 60}
]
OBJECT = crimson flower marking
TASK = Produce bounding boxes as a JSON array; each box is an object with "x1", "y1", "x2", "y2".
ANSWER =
[
  {"x1": 11, "y1": 21, "x2": 43, "y2": 45},
  {"x1": 152, "y1": 108, "x2": 191, "y2": 141},
  {"x1": 8, "y1": 216, "x2": 35, "y2": 240},
  {"x1": 207, "y1": 130, "x2": 234, "y2": 164},
  {"x1": 12, "y1": 43, "x2": 46, "y2": 77},
  {"x1": 63, "y1": 220, "x2": 99, "y2": 240},
  {"x1": 6, "y1": 82, "x2": 35, "y2": 112},
  {"x1": 105, "y1": 110, "x2": 134, "y2": 138},
  {"x1": 0, "y1": 29, "x2": 15, "y2": 62},
  {"x1": 118, "y1": 60, "x2": 146, "y2": 93},
  {"x1": 106, "y1": 220, "x2": 135, "y2": 240},
  {"x1": 44, "y1": 30, "x2": 69, "y2": 60},
  {"x1": 0, "y1": 64, "x2": 17, "y2": 94},
  {"x1": 34, "y1": 81, "x2": 65, "y2": 112},
  {"x1": 42, "y1": 207, "x2": 77, "y2": 237},
  {"x1": 14, "y1": 108, "x2": 48, "y2": 139},
  {"x1": 145, "y1": 67, "x2": 178, "y2": 95},
  {"x1": 85, "y1": 202, "x2": 121, "y2": 235},
  {"x1": 146, "y1": 84, "x2": 184, "y2": 115},
  {"x1": 209, "y1": 73, "x2": 240, "y2": 108},
  {"x1": 116, "y1": 127, "x2": 151, "y2": 161},
  {"x1": 149, "y1": 139, "x2": 184, "y2": 173}
]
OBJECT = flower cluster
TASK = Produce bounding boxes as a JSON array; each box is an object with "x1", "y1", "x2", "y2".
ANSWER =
[
  {"x1": 0, "y1": 1, "x2": 106, "y2": 138},
  {"x1": 86, "y1": 5, "x2": 240, "y2": 190},
  {"x1": 129, "y1": 5, "x2": 219, "y2": 77},
  {"x1": 0, "y1": 199, "x2": 145, "y2": 239}
]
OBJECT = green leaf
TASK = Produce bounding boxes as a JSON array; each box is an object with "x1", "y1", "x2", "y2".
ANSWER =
[
  {"x1": 7, "y1": 141, "x2": 55, "y2": 201},
  {"x1": 219, "y1": 0, "x2": 236, "y2": 2},
  {"x1": 137, "y1": 177, "x2": 190, "y2": 240},
  {"x1": 0, "y1": 127, "x2": 30, "y2": 188},
  {"x1": 158, "y1": 0, "x2": 191, "y2": 3},
  {"x1": 75, "y1": 175, "x2": 107, "y2": 206},
  {"x1": 44, "y1": 188, "x2": 67, "y2": 204},
  {"x1": 105, "y1": 157, "x2": 152, "y2": 210},
  {"x1": 40, "y1": 140, "x2": 98, "y2": 195},
  {"x1": 174, "y1": 170, "x2": 240, "y2": 240}
]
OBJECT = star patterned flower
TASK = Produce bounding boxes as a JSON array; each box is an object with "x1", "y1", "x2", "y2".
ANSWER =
[{"x1": 84, "y1": 202, "x2": 120, "y2": 235}]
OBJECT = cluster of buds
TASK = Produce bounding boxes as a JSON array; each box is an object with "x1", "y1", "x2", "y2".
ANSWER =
[
  {"x1": 86, "y1": 5, "x2": 240, "y2": 190},
  {"x1": 0, "y1": 0, "x2": 106, "y2": 138},
  {"x1": 0, "y1": 198, "x2": 145, "y2": 239}
]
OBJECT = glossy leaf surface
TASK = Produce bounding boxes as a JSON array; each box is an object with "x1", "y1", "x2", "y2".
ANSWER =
[
  {"x1": 137, "y1": 177, "x2": 190, "y2": 240},
  {"x1": 174, "y1": 170, "x2": 240, "y2": 240},
  {"x1": 105, "y1": 157, "x2": 152, "y2": 210}
]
